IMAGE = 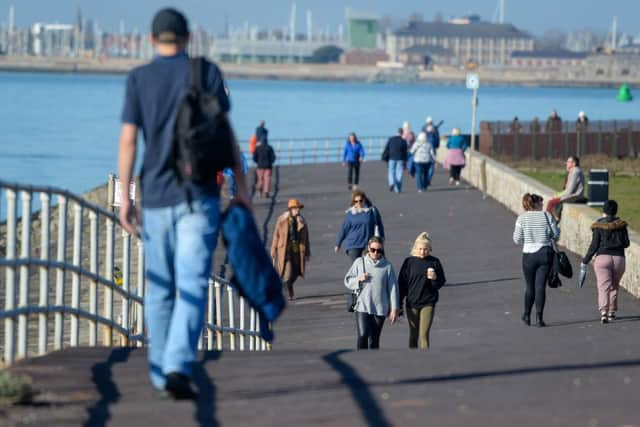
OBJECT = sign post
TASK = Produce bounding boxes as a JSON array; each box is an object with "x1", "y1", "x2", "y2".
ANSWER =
[{"x1": 466, "y1": 73, "x2": 480, "y2": 175}]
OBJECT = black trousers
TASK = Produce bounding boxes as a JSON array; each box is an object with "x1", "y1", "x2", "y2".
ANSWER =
[
  {"x1": 347, "y1": 247, "x2": 365, "y2": 263},
  {"x1": 347, "y1": 162, "x2": 360, "y2": 186},
  {"x1": 522, "y1": 246, "x2": 554, "y2": 316},
  {"x1": 355, "y1": 312, "x2": 386, "y2": 349},
  {"x1": 450, "y1": 165, "x2": 463, "y2": 181}
]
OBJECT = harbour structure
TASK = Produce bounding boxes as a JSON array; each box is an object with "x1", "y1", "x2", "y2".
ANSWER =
[{"x1": 386, "y1": 16, "x2": 534, "y2": 66}]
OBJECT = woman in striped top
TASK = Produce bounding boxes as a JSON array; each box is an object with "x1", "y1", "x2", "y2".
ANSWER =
[{"x1": 513, "y1": 193, "x2": 560, "y2": 327}]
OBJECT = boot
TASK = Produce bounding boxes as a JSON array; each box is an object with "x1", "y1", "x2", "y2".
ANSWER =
[
  {"x1": 536, "y1": 313, "x2": 546, "y2": 328},
  {"x1": 521, "y1": 313, "x2": 531, "y2": 326}
]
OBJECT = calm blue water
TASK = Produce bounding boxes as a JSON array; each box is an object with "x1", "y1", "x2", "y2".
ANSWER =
[{"x1": 0, "y1": 71, "x2": 637, "y2": 195}]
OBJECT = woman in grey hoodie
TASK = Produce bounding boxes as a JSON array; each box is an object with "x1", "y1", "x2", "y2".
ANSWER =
[{"x1": 344, "y1": 236, "x2": 400, "y2": 349}]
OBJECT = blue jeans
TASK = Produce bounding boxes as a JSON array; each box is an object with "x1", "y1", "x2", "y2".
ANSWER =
[
  {"x1": 142, "y1": 197, "x2": 220, "y2": 390},
  {"x1": 387, "y1": 160, "x2": 404, "y2": 192},
  {"x1": 415, "y1": 162, "x2": 432, "y2": 191},
  {"x1": 427, "y1": 160, "x2": 436, "y2": 185}
]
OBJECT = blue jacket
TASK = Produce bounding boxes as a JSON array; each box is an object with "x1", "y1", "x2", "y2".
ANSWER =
[
  {"x1": 336, "y1": 207, "x2": 377, "y2": 251},
  {"x1": 447, "y1": 135, "x2": 468, "y2": 151},
  {"x1": 343, "y1": 141, "x2": 365, "y2": 163}
]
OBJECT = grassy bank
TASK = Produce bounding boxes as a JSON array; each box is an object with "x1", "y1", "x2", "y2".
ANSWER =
[{"x1": 521, "y1": 171, "x2": 640, "y2": 231}]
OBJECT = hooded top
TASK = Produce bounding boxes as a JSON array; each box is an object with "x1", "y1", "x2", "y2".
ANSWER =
[
  {"x1": 336, "y1": 206, "x2": 376, "y2": 251},
  {"x1": 582, "y1": 216, "x2": 630, "y2": 264}
]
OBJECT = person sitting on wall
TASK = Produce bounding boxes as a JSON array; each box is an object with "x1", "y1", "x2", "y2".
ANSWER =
[
  {"x1": 545, "y1": 109, "x2": 562, "y2": 133},
  {"x1": 545, "y1": 155, "x2": 585, "y2": 221}
]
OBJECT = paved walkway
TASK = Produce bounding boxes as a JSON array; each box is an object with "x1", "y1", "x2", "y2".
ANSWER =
[{"x1": 4, "y1": 162, "x2": 640, "y2": 427}]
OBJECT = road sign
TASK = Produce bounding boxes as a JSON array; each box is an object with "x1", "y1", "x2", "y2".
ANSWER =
[{"x1": 466, "y1": 73, "x2": 480, "y2": 90}]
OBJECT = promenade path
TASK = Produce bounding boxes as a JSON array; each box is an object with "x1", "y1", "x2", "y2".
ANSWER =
[{"x1": 3, "y1": 162, "x2": 640, "y2": 427}]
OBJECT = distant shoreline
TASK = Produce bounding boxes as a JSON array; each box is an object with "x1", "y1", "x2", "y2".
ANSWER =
[{"x1": 1, "y1": 55, "x2": 638, "y2": 89}]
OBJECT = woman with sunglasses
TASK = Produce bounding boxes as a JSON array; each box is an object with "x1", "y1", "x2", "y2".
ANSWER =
[
  {"x1": 335, "y1": 190, "x2": 382, "y2": 262},
  {"x1": 398, "y1": 232, "x2": 446, "y2": 349},
  {"x1": 344, "y1": 237, "x2": 400, "y2": 349}
]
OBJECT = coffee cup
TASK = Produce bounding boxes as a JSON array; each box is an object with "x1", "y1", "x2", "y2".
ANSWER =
[{"x1": 427, "y1": 268, "x2": 436, "y2": 279}]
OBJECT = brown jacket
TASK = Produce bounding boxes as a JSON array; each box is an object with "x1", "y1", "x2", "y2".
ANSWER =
[{"x1": 270, "y1": 212, "x2": 311, "y2": 277}]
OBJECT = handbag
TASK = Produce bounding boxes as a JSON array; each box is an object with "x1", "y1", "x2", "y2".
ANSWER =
[
  {"x1": 347, "y1": 257, "x2": 366, "y2": 312},
  {"x1": 542, "y1": 213, "x2": 571, "y2": 289}
]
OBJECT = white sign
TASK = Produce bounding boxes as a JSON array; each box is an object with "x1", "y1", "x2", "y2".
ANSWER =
[
  {"x1": 466, "y1": 73, "x2": 480, "y2": 90},
  {"x1": 113, "y1": 179, "x2": 136, "y2": 207}
]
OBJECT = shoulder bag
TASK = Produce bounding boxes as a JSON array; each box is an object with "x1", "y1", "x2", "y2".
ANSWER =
[
  {"x1": 543, "y1": 213, "x2": 573, "y2": 289},
  {"x1": 347, "y1": 257, "x2": 366, "y2": 312}
]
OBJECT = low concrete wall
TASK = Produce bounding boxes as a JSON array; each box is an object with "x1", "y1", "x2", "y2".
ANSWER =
[{"x1": 436, "y1": 147, "x2": 640, "y2": 298}]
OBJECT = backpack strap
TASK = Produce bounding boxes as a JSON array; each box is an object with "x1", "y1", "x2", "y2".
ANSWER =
[{"x1": 189, "y1": 57, "x2": 205, "y2": 90}]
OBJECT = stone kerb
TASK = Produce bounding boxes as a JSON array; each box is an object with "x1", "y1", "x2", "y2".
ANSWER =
[{"x1": 435, "y1": 145, "x2": 640, "y2": 298}]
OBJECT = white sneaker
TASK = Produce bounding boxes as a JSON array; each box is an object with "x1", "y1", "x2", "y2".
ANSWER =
[
  {"x1": 448, "y1": 177, "x2": 454, "y2": 185},
  {"x1": 455, "y1": 181, "x2": 460, "y2": 186}
]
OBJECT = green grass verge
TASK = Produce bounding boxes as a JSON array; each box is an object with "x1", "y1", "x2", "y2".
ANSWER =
[
  {"x1": 521, "y1": 171, "x2": 640, "y2": 231},
  {"x1": 0, "y1": 371, "x2": 32, "y2": 405}
]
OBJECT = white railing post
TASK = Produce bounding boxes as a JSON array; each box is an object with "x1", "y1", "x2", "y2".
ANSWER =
[
  {"x1": 249, "y1": 308, "x2": 256, "y2": 351},
  {"x1": 4, "y1": 189, "x2": 17, "y2": 364},
  {"x1": 38, "y1": 192, "x2": 51, "y2": 355},
  {"x1": 54, "y1": 195, "x2": 67, "y2": 350},
  {"x1": 17, "y1": 191, "x2": 32, "y2": 358},
  {"x1": 88, "y1": 211, "x2": 98, "y2": 347},
  {"x1": 136, "y1": 239, "x2": 145, "y2": 347},
  {"x1": 325, "y1": 140, "x2": 330, "y2": 162},
  {"x1": 104, "y1": 217, "x2": 114, "y2": 346},
  {"x1": 227, "y1": 285, "x2": 235, "y2": 351},
  {"x1": 70, "y1": 202, "x2": 83, "y2": 347},
  {"x1": 239, "y1": 296, "x2": 246, "y2": 351},
  {"x1": 289, "y1": 140, "x2": 294, "y2": 165},
  {"x1": 121, "y1": 230, "x2": 131, "y2": 346},
  {"x1": 207, "y1": 279, "x2": 214, "y2": 350},
  {"x1": 214, "y1": 280, "x2": 222, "y2": 350}
]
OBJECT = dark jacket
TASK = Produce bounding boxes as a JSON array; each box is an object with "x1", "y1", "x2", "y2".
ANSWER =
[
  {"x1": 398, "y1": 255, "x2": 446, "y2": 308},
  {"x1": 583, "y1": 216, "x2": 630, "y2": 263},
  {"x1": 253, "y1": 142, "x2": 276, "y2": 169},
  {"x1": 256, "y1": 125, "x2": 268, "y2": 143},
  {"x1": 385, "y1": 135, "x2": 408, "y2": 161}
]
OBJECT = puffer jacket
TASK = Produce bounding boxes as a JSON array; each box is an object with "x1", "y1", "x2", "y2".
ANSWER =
[
  {"x1": 582, "y1": 216, "x2": 630, "y2": 263},
  {"x1": 410, "y1": 140, "x2": 435, "y2": 164}
]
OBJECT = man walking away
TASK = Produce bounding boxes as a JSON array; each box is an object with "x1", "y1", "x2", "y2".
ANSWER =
[
  {"x1": 384, "y1": 128, "x2": 408, "y2": 193},
  {"x1": 117, "y1": 8, "x2": 250, "y2": 400},
  {"x1": 253, "y1": 137, "x2": 276, "y2": 197}
]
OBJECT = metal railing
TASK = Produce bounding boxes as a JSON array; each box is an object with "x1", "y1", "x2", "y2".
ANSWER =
[
  {"x1": 0, "y1": 180, "x2": 267, "y2": 366},
  {"x1": 482, "y1": 120, "x2": 640, "y2": 160},
  {"x1": 241, "y1": 136, "x2": 389, "y2": 166}
]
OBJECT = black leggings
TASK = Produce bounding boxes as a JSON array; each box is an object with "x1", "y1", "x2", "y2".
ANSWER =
[
  {"x1": 355, "y1": 312, "x2": 385, "y2": 349},
  {"x1": 522, "y1": 247, "x2": 553, "y2": 316},
  {"x1": 450, "y1": 165, "x2": 463, "y2": 181},
  {"x1": 347, "y1": 162, "x2": 360, "y2": 186}
]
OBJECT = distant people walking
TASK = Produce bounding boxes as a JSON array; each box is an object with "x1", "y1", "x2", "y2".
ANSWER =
[
  {"x1": 513, "y1": 193, "x2": 560, "y2": 327},
  {"x1": 256, "y1": 120, "x2": 268, "y2": 144},
  {"x1": 545, "y1": 155, "x2": 585, "y2": 220},
  {"x1": 402, "y1": 121, "x2": 416, "y2": 148},
  {"x1": 223, "y1": 151, "x2": 248, "y2": 199},
  {"x1": 335, "y1": 190, "x2": 380, "y2": 262},
  {"x1": 581, "y1": 200, "x2": 630, "y2": 324},
  {"x1": 253, "y1": 138, "x2": 276, "y2": 198},
  {"x1": 545, "y1": 109, "x2": 563, "y2": 133},
  {"x1": 425, "y1": 122, "x2": 441, "y2": 184},
  {"x1": 576, "y1": 111, "x2": 589, "y2": 131},
  {"x1": 410, "y1": 132, "x2": 436, "y2": 192},
  {"x1": 344, "y1": 236, "x2": 399, "y2": 350},
  {"x1": 383, "y1": 128, "x2": 408, "y2": 193},
  {"x1": 398, "y1": 232, "x2": 446, "y2": 349},
  {"x1": 342, "y1": 132, "x2": 365, "y2": 190},
  {"x1": 445, "y1": 128, "x2": 468, "y2": 186},
  {"x1": 271, "y1": 198, "x2": 311, "y2": 301},
  {"x1": 117, "y1": 7, "x2": 250, "y2": 399}
]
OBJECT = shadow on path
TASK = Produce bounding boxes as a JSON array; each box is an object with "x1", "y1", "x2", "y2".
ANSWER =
[
  {"x1": 550, "y1": 315, "x2": 640, "y2": 328},
  {"x1": 84, "y1": 348, "x2": 134, "y2": 427},
  {"x1": 192, "y1": 351, "x2": 222, "y2": 427},
  {"x1": 323, "y1": 350, "x2": 392, "y2": 427},
  {"x1": 446, "y1": 276, "x2": 521, "y2": 287}
]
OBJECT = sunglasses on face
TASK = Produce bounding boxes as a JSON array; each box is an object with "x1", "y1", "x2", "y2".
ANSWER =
[{"x1": 369, "y1": 247, "x2": 383, "y2": 254}]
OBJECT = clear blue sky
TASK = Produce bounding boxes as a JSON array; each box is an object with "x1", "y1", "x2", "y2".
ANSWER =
[{"x1": 3, "y1": 0, "x2": 638, "y2": 36}]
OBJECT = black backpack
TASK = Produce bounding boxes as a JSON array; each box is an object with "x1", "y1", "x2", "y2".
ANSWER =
[{"x1": 172, "y1": 57, "x2": 235, "y2": 184}]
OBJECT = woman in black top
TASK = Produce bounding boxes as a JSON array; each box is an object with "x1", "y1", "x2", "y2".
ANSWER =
[
  {"x1": 581, "y1": 200, "x2": 630, "y2": 323},
  {"x1": 398, "y1": 232, "x2": 446, "y2": 349}
]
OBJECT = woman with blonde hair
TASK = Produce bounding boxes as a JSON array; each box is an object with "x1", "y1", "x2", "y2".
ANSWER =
[{"x1": 398, "y1": 232, "x2": 446, "y2": 349}]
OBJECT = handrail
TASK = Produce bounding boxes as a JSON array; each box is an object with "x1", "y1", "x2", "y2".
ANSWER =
[{"x1": 1, "y1": 182, "x2": 269, "y2": 366}]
